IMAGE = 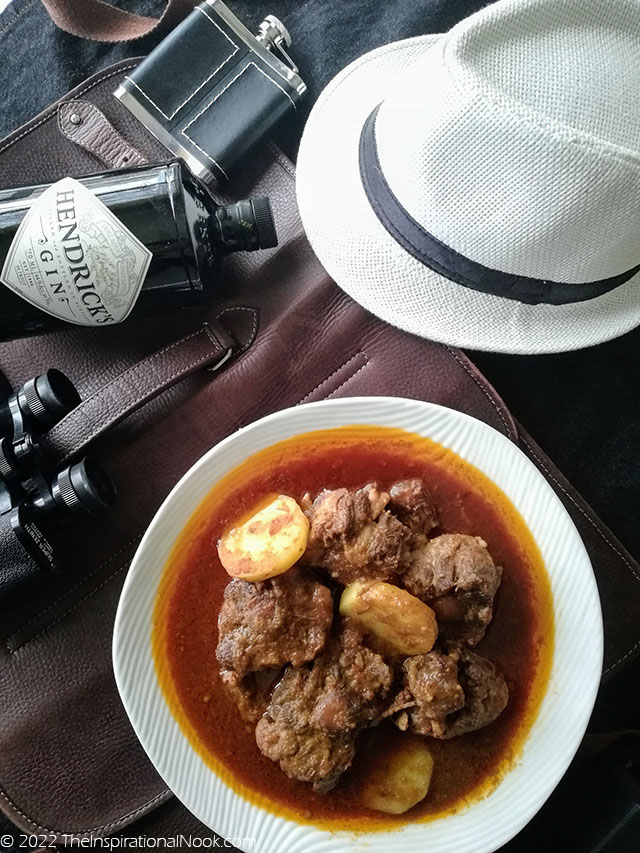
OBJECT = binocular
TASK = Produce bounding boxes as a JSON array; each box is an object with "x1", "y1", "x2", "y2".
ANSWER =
[{"x1": 0, "y1": 368, "x2": 115, "y2": 596}]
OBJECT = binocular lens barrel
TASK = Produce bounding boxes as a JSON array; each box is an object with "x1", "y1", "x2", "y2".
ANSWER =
[
  {"x1": 18, "y1": 369, "x2": 81, "y2": 431},
  {"x1": 51, "y1": 458, "x2": 117, "y2": 516}
]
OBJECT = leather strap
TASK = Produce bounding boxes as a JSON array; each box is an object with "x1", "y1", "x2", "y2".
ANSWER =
[
  {"x1": 58, "y1": 100, "x2": 147, "y2": 168},
  {"x1": 41, "y1": 0, "x2": 198, "y2": 43},
  {"x1": 40, "y1": 322, "x2": 235, "y2": 464}
]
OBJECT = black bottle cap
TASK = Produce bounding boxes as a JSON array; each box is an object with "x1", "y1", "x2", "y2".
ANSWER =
[
  {"x1": 213, "y1": 197, "x2": 278, "y2": 253},
  {"x1": 250, "y1": 197, "x2": 278, "y2": 250}
]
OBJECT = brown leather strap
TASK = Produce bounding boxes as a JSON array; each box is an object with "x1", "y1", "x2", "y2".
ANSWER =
[
  {"x1": 58, "y1": 100, "x2": 147, "y2": 168},
  {"x1": 40, "y1": 322, "x2": 235, "y2": 464},
  {"x1": 41, "y1": 0, "x2": 198, "y2": 42}
]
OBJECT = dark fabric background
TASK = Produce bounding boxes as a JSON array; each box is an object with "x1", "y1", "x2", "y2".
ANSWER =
[{"x1": 0, "y1": 1, "x2": 638, "y2": 850}]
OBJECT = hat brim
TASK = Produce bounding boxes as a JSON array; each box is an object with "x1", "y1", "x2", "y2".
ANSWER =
[{"x1": 296, "y1": 36, "x2": 640, "y2": 354}]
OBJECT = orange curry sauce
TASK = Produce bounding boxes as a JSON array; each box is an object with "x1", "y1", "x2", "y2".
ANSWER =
[{"x1": 153, "y1": 426, "x2": 554, "y2": 831}]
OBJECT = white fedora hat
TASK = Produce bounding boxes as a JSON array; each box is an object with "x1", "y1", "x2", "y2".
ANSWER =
[{"x1": 296, "y1": 0, "x2": 640, "y2": 354}]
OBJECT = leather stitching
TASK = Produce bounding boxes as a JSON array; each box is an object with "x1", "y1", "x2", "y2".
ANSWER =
[
  {"x1": 58, "y1": 348, "x2": 221, "y2": 463},
  {"x1": 0, "y1": 786, "x2": 171, "y2": 836},
  {"x1": 180, "y1": 61, "x2": 296, "y2": 179},
  {"x1": 44, "y1": 326, "x2": 223, "y2": 458},
  {"x1": 57, "y1": 101, "x2": 145, "y2": 168},
  {"x1": 520, "y1": 434, "x2": 640, "y2": 675},
  {"x1": 215, "y1": 306, "x2": 258, "y2": 355},
  {"x1": 296, "y1": 352, "x2": 369, "y2": 405},
  {"x1": 267, "y1": 143, "x2": 295, "y2": 179},
  {"x1": 444, "y1": 346, "x2": 516, "y2": 439},
  {"x1": 173, "y1": 6, "x2": 239, "y2": 115},
  {"x1": 325, "y1": 361, "x2": 371, "y2": 398},
  {"x1": 0, "y1": 51, "x2": 182, "y2": 837},
  {"x1": 604, "y1": 639, "x2": 640, "y2": 674},
  {"x1": 4, "y1": 534, "x2": 143, "y2": 653},
  {"x1": 45, "y1": 326, "x2": 218, "y2": 439},
  {"x1": 182, "y1": 61, "x2": 295, "y2": 136},
  {"x1": 0, "y1": 62, "x2": 139, "y2": 158},
  {"x1": 122, "y1": 5, "x2": 239, "y2": 122},
  {"x1": 1, "y1": 45, "x2": 631, "y2": 820}
]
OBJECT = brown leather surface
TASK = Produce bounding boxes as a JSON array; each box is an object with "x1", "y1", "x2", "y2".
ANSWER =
[
  {"x1": 0, "y1": 59, "x2": 639, "y2": 842},
  {"x1": 0, "y1": 59, "x2": 172, "y2": 185},
  {"x1": 58, "y1": 100, "x2": 147, "y2": 169}
]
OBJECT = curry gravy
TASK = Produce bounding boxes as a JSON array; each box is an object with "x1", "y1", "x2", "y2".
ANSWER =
[{"x1": 153, "y1": 426, "x2": 554, "y2": 831}]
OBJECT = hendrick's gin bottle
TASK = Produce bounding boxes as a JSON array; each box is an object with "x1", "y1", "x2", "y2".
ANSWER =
[{"x1": 0, "y1": 162, "x2": 277, "y2": 339}]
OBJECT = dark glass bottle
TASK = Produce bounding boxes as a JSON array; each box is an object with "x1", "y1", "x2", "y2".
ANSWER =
[{"x1": 0, "y1": 162, "x2": 277, "y2": 339}]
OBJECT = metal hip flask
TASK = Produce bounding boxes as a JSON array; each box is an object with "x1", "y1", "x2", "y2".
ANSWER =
[{"x1": 114, "y1": 0, "x2": 306, "y2": 186}]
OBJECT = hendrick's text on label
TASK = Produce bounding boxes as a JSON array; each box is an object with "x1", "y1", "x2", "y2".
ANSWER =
[{"x1": 0, "y1": 177, "x2": 152, "y2": 327}]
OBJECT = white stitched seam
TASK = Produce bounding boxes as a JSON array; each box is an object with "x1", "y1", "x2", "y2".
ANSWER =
[
  {"x1": 0, "y1": 0, "x2": 36, "y2": 39},
  {"x1": 0, "y1": 786, "x2": 171, "y2": 836},
  {"x1": 251, "y1": 62, "x2": 297, "y2": 109},
  {"x1": 169, "y1": 7, "x2": 239, "y2": 117},
  {"x1": 444, "y1": 346, "x2": 515, "y2": 439},
  {"x1": 124, "y1": 76, "x2": 172, "y2": 120},
  {"x1": 123, "y1": 10, "x2": 239, "y2": 122},
  {"x1": 296, "y1": 353, "x2": 369, "y2": 405},
  {"x1": 180, "y1": 61, "x2": 296, "y2": 177},
  {"x1": 179, "y1": 136, "x2": 229, "y2": 180},
  {"x1": 180, "y1": 63, "x2": 255, "y2": 176},
  {"x1": 181, "y1": 62, "x2": 292, "y2": 134},
  {"x1": 325, "y1": 361, "x2": 371, "y2": 398}
]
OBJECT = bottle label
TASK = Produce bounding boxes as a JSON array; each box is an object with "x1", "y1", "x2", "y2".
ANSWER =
[{"x1": 0, "y1": 177, "x2": 152, "y2": 326}]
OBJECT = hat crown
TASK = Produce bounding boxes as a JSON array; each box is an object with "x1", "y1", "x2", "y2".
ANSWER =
[
  {"x1": 454, "y1": 0, "x2": 640, "y2": 151},
  {"x1": 374, "y1": 0, "x2": 640, "y2": 283}
]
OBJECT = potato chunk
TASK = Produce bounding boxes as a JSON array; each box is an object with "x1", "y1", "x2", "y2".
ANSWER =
[
  {"x1": 339, "y1": 581, "x2": 437, "y2": 656},
  {"x1": 217, "y1": 496, "x2": 309, "y2": 582},
  {"x1": 361, "y1": 738, "x2": 434, "y2": 814}
]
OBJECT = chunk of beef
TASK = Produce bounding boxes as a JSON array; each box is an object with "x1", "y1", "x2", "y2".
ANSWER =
[
  {"x1": 388, "y1": 479, "x2": 438, "y2": 536},
  {"x1": 395, "y1": 647, "x2": 508, "y2": 738},
  {"x1": 255, "y1": 624, "x2": 393, "y2": 791},
  {"x1": 304, "y1": 484, "x2": 410, "y2": 584},
  {"x1": 255, "y1": 716, "x2": 355, "y2": 793},
  {"x1": 444, "y1": 648, "x2": 509, "y2": 738},
  {"x1": 394, "y1": 649, "x2": 465, "y2": 737},
  {"x1": 218, "y1": 669, "x2": 275, "y2": 724},
  {"x1": 403, "y1": 534, "x2": 502, "y2": 644},
  {"x1": 216, "y1": 568, "x2": 333, "y2": 676}
]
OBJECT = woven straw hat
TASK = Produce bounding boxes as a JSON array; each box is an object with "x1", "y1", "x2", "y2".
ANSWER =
[{"x1": 296, "y1": 0, "x2": 640, "y2": 354}]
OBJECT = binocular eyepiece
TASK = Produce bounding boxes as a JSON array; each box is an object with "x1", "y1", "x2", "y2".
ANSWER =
[
  {"x1": 0, "y1": 368, "x2": 81, "y2": 437},
  {"x1": 49, "y1": 457, "x2": 117, "y2": 517},
  {"x1": 0, "y1": 369, "x2": 83, "y2": 483}
]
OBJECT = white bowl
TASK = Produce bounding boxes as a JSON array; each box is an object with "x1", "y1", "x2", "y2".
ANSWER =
[{"x1": 113, "y1": 397, "x2": 603, "y2": 853}]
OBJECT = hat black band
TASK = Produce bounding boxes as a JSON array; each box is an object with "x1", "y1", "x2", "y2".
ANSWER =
[{"x1": 359, "y1": 105, "x2": 638, "y2": 306}]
